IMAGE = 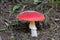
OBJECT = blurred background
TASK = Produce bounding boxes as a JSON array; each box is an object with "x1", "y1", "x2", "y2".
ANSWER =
[{"x1": 0, "y1": 0, "x2": 60, "y2": 40}]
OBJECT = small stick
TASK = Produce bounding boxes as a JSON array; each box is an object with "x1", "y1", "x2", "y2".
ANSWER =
[{"x1": 54, "y1": 19, "x2": 60, "y2": 21}]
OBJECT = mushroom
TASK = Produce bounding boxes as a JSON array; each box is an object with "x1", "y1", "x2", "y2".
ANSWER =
[{"x1": 16, "y1": 11, "x2": 45, "y2": 37}]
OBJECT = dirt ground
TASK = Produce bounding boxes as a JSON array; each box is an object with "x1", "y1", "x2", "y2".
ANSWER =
[{"x1": 0, "y1": 0, "x2": 60, "y2": 40}]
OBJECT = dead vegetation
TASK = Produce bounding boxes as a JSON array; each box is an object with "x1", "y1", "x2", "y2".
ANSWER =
[{"x1": 0, "y1": 0, "x2": 60, "y2": 40}]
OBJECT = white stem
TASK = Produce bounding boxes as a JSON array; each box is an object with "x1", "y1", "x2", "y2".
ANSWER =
[{"x1": 29, "y1": 21, "x2": 37, "y2": 37}]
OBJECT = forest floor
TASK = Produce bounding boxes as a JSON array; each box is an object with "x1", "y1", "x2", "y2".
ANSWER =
[{"x1": 0, "y1": 1, "x2": 60, "y2": 40}]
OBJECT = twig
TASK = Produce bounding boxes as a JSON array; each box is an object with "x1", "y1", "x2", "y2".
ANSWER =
[
  {"x1": 44, "y1": 7, "x2": 60, "y2": 28},
  {"x1": 20, "y1": 5, "x2": 27, "y2": 12},
  {"x1": 44, "y1": 8, "x2": 53, "y2": 15},
  {"x1": 44, "y1": 8, "x2": 53, "y2": 24},
  {"x1": 50, "y1": 17, "x2": 60, "y2": 28},
  {"x1": 0, "y1": 36, "x2": 2, "y2": 40},
  {"x1": 0, "y1": 15, "x2": 11, "y2": 22},
  {"x1": 54, "y1": 19, "x2": 60, "y2": 21}
]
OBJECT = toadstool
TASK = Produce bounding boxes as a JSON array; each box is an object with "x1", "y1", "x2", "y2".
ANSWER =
[{"x1": 16, "y1": 11, "x2": 45, "y2": 37}]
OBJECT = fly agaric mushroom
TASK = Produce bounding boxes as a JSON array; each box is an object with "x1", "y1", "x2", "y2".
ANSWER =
[{"x1": 16, "y1": 11, "x2": 45, "y2": 37}]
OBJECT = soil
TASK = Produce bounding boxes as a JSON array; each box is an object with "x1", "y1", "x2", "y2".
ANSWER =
[{"x1": 0, "y1": 0, "x2": 60, "y2": 40}]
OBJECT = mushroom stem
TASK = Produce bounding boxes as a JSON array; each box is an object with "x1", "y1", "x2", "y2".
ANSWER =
[{"x1": 29, "y1": 21, "x2": 37, "y2": 37}]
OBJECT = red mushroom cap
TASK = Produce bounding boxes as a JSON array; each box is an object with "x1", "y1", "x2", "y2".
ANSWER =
[{"x1": 17, "y1": 11, "x2": 45, "y2": 21}]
